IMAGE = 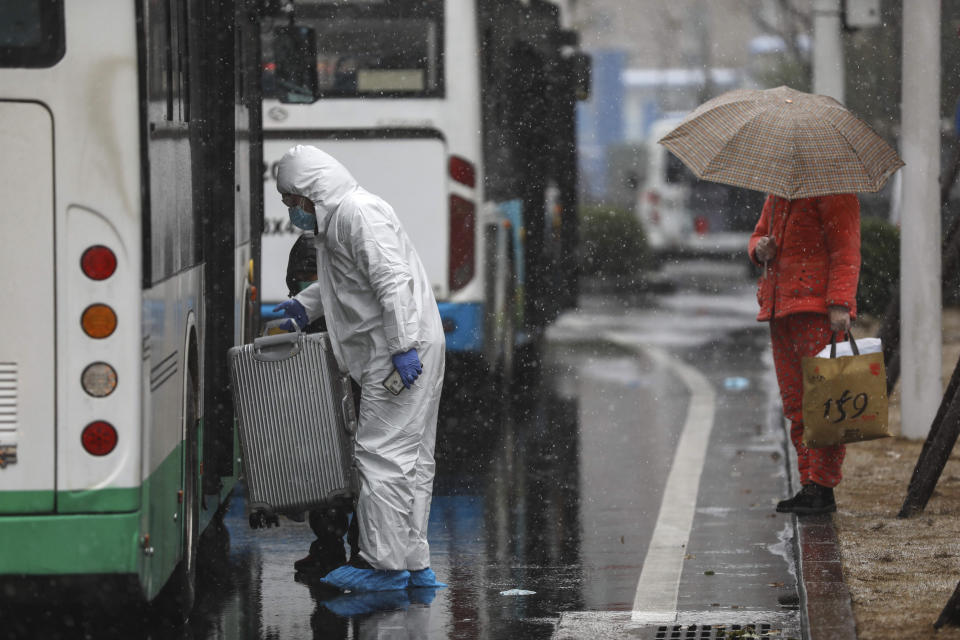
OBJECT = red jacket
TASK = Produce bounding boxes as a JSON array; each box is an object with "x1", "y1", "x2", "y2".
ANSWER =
[{"x1": 749, "y1": 194, "x2": 861, "y2": 322}]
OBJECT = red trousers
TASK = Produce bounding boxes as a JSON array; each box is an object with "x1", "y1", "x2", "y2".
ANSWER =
[{"x1": 770, "y1": 313, "x2": 846, "y2": 488}]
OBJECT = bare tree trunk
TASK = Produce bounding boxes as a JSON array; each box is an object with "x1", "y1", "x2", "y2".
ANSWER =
[
  {"x1": 899, "y1": 354, "x2": 960, "y2": 517},
  {"x1": 936, "y1": 578, "x2": 960, "y2": 628},
  {"x1": 879, "y1": 301, "x2": 901, "y2": 396}
]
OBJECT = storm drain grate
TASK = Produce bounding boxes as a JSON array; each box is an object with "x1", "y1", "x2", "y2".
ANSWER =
[{"x1": 646, "y1": 623, "x2": 792, "y2": 639}]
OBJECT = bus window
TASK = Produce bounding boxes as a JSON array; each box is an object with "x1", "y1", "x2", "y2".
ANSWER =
[
  {"x1": 0, "y1": 0, "x2": 64, "y2": 68},
  {"x1": 316, "y1": 18, "x2": 440, "y2": 96},
  {"x1": 264, "y1": 1, "x2": 443, "y2": 99},
  {"x1": 273, "y1": 24, "x2": 320, "y2": 104}
]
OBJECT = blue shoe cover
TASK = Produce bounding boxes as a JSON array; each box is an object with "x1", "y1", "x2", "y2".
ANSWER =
[
  {"x1": 322, "y1": 590, "x2": 411, "y2": 617},
  {"x1": 320, "y1": 565, "x2": 411, "y2": 592},
  {"x1": 408, "y1": 567, "x2": 447, "y2": 588},
  {"x1": 408, "y1": 587, "x2": 440, "y2": 606}
]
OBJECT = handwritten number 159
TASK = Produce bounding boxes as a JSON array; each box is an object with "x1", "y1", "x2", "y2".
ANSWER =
[{"x1": 822, "y1": 390, "x2": 868, "y2": 423}]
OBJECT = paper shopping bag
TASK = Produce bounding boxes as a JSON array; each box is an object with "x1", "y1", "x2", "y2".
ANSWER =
[{"x1": 801, "y1": 334, "x2": 891, "y2": 448}]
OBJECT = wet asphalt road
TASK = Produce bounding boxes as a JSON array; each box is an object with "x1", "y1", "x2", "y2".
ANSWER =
[{"x1": 3, "y1": 259, "x2": 801, "y2": 639}]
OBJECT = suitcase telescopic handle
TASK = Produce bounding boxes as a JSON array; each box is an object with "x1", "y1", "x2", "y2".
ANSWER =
[{"x1": 252, "y1": 332, "x2": 303, "y2": 361}]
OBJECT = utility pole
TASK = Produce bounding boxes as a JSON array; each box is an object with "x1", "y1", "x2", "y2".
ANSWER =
[
  {"x1": 900, "y1": 1, "x2": 942, "y2": 439},
  {"x1": 812, "y1": 0, "x2": 844, "y2": 103}
]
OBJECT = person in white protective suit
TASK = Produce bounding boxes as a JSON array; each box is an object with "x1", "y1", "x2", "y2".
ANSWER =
[{"x1": 273, "y1": 145, "x2": 446, "y2": 593}]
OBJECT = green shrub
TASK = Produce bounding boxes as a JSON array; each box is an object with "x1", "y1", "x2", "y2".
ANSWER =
[
  {"x1": 578, "y1": 204, "x2": 648, "y2": 281},
  {"x1": 857, "y1": 216, "x2": 899, "y2": 318}
]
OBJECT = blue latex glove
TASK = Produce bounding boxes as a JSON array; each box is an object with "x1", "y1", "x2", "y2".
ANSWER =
[
  {"x1": 273, "y1": 299, "x2": 308, "y2": 333},
  {"x1": 391, "y1": 349, "x2": 423, "y2": 389}
]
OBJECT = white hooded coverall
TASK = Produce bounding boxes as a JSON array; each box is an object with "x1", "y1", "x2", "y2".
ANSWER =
[{"x1": 276, "y1": 145, "x2": 445, "y2": 571}]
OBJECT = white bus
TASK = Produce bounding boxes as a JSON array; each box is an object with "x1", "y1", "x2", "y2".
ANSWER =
[
  {"x1": 0, "y1": 0, "x2": 267, "y2": 618},
  {"x1": 259, "y1": 0, "x2": 589, "y2": 373}
]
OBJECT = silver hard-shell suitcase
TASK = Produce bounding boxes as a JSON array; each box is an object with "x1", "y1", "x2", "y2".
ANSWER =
[{"x1": 228, "y1": 331, "x2": 358, "y2": 528}]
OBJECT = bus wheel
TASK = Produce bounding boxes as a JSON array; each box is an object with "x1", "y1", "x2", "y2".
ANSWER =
[{"x1": 154, "y1": 365, "x2": 200, "y2": 623}]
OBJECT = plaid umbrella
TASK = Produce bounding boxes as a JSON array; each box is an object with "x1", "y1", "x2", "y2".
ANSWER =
[{"x1": 658, "y1": 86, "x2": 904, "y2": 200}]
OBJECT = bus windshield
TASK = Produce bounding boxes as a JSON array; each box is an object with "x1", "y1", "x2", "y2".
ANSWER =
[
  {"x1": 0, "y1": 0, "x2": 64, "y2": 68},
  {"x1": 264, "y1": 1, "x2": 443, "y2": 99}
]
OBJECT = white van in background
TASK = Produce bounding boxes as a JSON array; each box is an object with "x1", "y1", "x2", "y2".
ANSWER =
[
  {"x1": 635, "y1": 117, "x2": 694, "y2": 255},
  {"x1": 635, "y1": 117, "x2": 765, "y2": 259}
]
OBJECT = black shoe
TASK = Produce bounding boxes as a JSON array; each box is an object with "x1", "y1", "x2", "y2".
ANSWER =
[
  {"x1": 294, "y1": 554, "x2": 321, "y2": 573},
  {"x1": 778, "y1": 484, "x2": 836, "y2": 515},
  {"x1": 776, "y1": 484, "x2": 814, "y2": 513},
  {"x1": 793, "y1": 484, "x2": 836, "y2": 515}
]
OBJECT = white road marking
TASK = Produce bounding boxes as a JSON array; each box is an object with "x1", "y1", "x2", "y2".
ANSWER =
[{"x1": 603, "y1": 334, "x2": 717, "y2": 625}]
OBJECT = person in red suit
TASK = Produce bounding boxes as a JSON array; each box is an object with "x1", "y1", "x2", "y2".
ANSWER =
[{"x1": 749, "y1": 193, "x2": 861, "y2": 515}]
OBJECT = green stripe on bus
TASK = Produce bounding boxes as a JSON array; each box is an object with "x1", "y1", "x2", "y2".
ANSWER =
[
  {"x1": 57, "y1": 486, "x2": 140, "y2": 513},
  {"x1": 0, "y1": 512, "x2": 140, "y2": 574},
  {"x1": 0, "y1": 436, "x2": 239, "y2": 582},
  {"x1": 0, "y1": 487, "x2": 140, "y2": 514},
  {"x1": 0, "y1": 490, "x2": 54, "y2": 514}
]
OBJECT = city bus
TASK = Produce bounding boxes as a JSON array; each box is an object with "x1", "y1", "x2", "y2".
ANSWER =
[
  {"x1": 259, "y1": 0, "x2": 589, "y2": 376},
  {"x1": 0, "y1": 0, "x2": 267, "y2": 618}
]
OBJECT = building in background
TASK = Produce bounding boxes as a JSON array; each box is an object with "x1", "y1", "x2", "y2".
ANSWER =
[{"x1": 570, "y1": 0, "x2": 813, "y2": 204}]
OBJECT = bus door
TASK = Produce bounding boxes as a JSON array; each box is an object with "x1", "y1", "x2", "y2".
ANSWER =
[{"x1": 0, "y1": 102, "x2": 56, "y2": 513}]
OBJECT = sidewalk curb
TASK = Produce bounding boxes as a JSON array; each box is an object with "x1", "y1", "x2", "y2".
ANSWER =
[
  {"x1": 795, "y1": 513, "x2": 857, "y2": 639},
  {"x1": 783, "y1": 421, "x2": 858, "y2": 639}
]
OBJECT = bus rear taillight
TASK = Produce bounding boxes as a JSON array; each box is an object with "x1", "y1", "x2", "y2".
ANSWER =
[
  {"x1": 80, "y1": 245, "x2": 117, "y2": 280},
  {"x1": 449, "y1": 156, "x2": 476, "y2": 188},
  {"x1": 82, "y1": 362, "x2": 117, "y2": 397},
  {"x1": 81, "y1": 304, "x2": 117, "y2": 339},
  {"x1": 81, "y1": 421, "x2": 118, "y2": 456},
  {"x1": 449, "y1": 195, "x2": 476, "y2": 292}
]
